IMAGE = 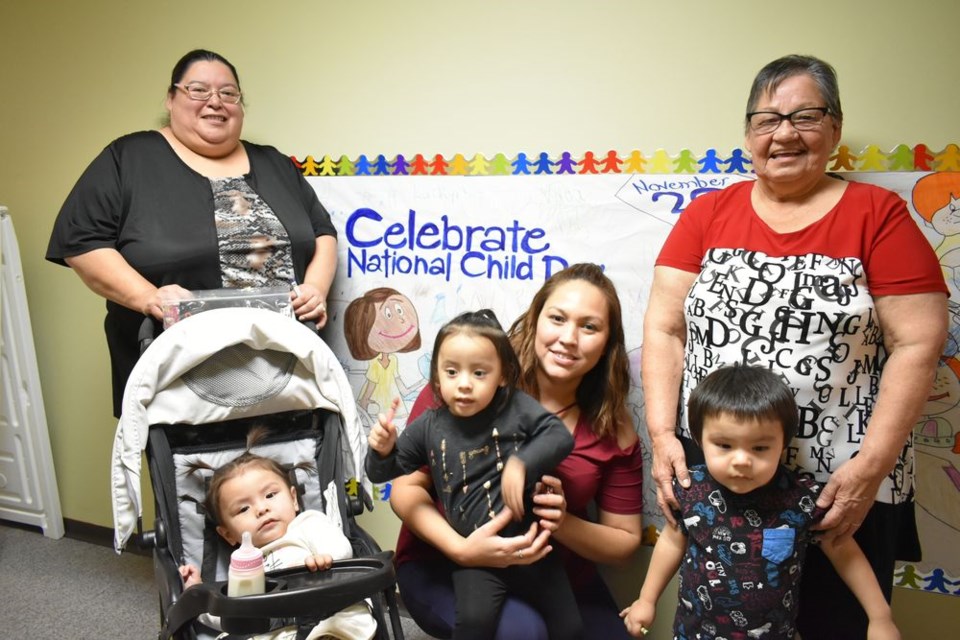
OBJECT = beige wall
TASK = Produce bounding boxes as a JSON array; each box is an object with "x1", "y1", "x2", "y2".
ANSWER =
[{"x1": 2, "y1": 1, "x2": 958, "y2": 635}]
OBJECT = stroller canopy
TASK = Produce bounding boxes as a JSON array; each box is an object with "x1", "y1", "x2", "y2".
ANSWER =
[{"x1": 111, "y1": 308, "x2": 369, "y2": 552}]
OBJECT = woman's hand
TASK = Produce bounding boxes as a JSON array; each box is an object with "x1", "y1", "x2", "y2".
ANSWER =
[
  {"x1": 454, "y1": 508, "x2": 553, "y2": 568},
  {"x1": 290, "y1": 281, "x2": 328, "y2": 326},
  {"x1": 148, "y1": 284, "x2": 193, "y2": 320},
  {"x1": 532, "y1": 475, "x2": 567, "y2": 533},
  {"x1": 304, "y1": 553, "x2": 334, "y2": 572},
  {"x1": 650, "y1": 433, "x2": 690, "y2": 527},
  {"x1": 300, "y1": 235, "x2": 336, "y2": 327},
  {"x1": 813, "y1": 456, "x2": 882, "y2": 543}
]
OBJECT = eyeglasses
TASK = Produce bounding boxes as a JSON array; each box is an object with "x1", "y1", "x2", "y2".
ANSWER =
[
  {"x1": 174, "y1": 82, "x2": 243, "y2": 105},
  {"x1": 746, "y1": 107, "x2": 830, "y2": 134}
]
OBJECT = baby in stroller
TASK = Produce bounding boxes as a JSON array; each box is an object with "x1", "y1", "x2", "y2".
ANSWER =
[
  {"x1": 178, "y1": 427, "x2": 376, "y2": 640},
  {"x1": 108, "y1": 308, "x2": 404, "y2": 639}
]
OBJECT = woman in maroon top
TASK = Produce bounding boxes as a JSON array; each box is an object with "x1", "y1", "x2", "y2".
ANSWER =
[{"x1": 390, "y1": 263, "x2": 644, "y2": 639}]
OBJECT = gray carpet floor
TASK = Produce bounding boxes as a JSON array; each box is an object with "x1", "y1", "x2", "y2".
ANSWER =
[{"x1": 0, "y1": 522, "x2": 435, "y2": 639}]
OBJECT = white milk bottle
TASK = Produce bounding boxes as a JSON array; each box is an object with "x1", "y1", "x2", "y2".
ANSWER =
[{"x1": 227, "y1": 531, "x2": 265, "y2": 596}]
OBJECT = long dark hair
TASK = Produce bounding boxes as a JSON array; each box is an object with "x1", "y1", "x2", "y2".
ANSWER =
[{"x1": 508, "y1": 263, "x2": 630, "y2": 439}]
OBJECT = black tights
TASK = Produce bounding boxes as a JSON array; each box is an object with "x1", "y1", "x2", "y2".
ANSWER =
[{"x1": 451, "y1": 557, "x2": 583, "y2": 640}]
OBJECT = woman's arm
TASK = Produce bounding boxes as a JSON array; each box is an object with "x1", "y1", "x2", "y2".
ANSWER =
[
  {"x1": 389, "y1": 469, "x2": 552, "y2": 568},
  {"x1": 536, "y1": 419, "x2": 642, "y2": 565},
  {"x1": 552, "y1": 507, "x2": 642, "y2": 565},
  {"x1": 816, "y1": 291, "x2": 947, "y2": 541},
  {"x1": 294, "y1": 235, "x2": 337, "y2": 325},
  {"x1": 642, "y1": 265, "x2": 698, "y2": 524},
  {"x1": 65, "y1": 248, "x2": 190, "y2": 320}
]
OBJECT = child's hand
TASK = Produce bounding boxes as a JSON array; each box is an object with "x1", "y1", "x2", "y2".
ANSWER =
[
  {"x1": 619, "y1": 598, "x2": 654, "y2": 637},
  {"x1": 867, "y1": 616, "x2": 901, "y2": 640},
  {"x1": 304, "y1": 553, "x2": 334, "y2": 572},
  {"x1": 178, "y1": 564, "x2": 202, "y2": 589},
  {"x1": 532, "y1": 475, "x2": 567, "y2": 533},
  {"x1": 368, "y1": 397, "x2": 400, "y2": 456},
  {"x1": 501, "y1": 457, "x2": 527, "y2": 520}
]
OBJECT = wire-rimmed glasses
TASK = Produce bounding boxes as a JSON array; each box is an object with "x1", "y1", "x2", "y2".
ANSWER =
[
  {"x1": 174, "y1": 82, "x2": 243, "y2": 105},
  {"x1": 746, "y1": 107, "x2": 830, "y2": 134}
]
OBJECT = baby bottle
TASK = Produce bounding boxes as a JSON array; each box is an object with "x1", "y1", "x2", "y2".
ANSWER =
[{"x1": 227, "y1": 531, "x2": 265, "y2": 597}]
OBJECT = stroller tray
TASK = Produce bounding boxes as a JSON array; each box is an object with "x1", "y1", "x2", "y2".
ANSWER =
[{"x1": 163, "y1": 552, "x2": 396, "y2": 638}]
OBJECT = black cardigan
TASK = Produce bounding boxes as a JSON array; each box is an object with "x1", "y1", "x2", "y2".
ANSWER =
[{"x1": 47, "y1": 131, "x2": 336, "y2": 416}]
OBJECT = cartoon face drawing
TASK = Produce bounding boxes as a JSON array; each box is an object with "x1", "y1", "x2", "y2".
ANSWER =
[
  {"x1": 931, "y1": 196, "x2": 960, "y2": 237},
  {"x1": 368, "y1": 293, "x2": 420, "y2": 354},
  {"x1": 912, "y1": 172, "x2": 960, "y2": 233},
  {"x1": 915, "y1": 358, "x2": 960, "y2": 448},
  {"x1": 344, "y1": 287, "x2": 423, "y2": 362},
  {"x1": 929, "y1": 358, "x2": 960, "y2": 415}
]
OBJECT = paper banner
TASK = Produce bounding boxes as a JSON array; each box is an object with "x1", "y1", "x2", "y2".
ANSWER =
[{"x1": 307, "y1": 166, "x2": 960, "y2": 595}]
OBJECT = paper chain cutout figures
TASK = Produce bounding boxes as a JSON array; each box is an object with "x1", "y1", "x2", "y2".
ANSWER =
[{"x1": 293, "y1": 144, "x2": 960, "y2": 177}]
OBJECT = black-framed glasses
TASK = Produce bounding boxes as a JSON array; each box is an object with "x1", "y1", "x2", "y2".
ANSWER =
[
  {"x1": 174, "y1": 82, "x2": 243, "y2": 105},
  {"x1": 746, "y1": 107, "x2": 830, "y2": 134}
]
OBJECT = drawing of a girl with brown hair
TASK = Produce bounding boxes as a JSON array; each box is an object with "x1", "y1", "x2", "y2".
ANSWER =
[{"x1": 344, "y1": 287, "x2": 424, "y2": 422}]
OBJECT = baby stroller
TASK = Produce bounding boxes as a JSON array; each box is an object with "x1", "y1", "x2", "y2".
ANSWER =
[{"x1": 110, "y1": 307, "x2": 404, "y2": 639}]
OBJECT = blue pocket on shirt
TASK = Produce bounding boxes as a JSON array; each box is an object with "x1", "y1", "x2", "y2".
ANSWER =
[{"x1": 761, "y1": 528, "x2": 796, "y2": 564}]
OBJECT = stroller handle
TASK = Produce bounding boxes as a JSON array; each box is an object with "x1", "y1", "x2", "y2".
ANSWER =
[
  {"x1": 137, "y1": 309, "x2": 319, "y2": 357},
  {"x1": 138, "y1": 316, "x2": 158, "y2": 355}
]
